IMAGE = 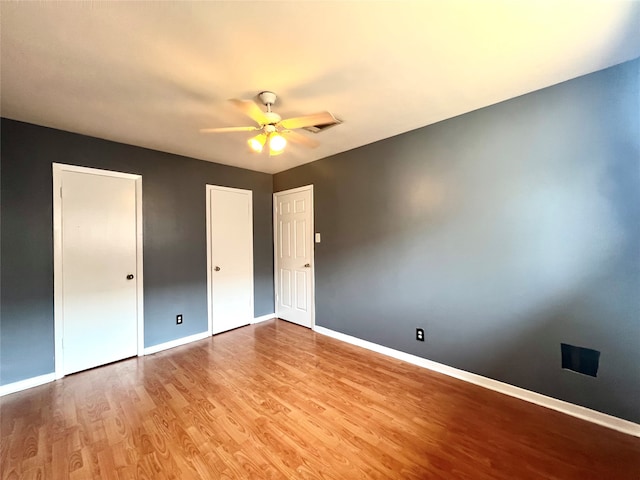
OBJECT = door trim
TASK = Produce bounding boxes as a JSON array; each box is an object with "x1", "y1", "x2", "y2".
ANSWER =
[
  {"x1": 52, "y1": 163, "x2": 144, "y2": 379},
  {"x1": 206, "y1": 184, "x2": 254, "y2": 336},
  {"x1": 273, "y1": 184, "x2": 315, "y2": 328}
]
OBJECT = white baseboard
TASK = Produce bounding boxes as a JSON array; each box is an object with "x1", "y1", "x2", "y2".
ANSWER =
[
  {"x1": 313, "y1": 325, "x2": 640, "y2": 438},
  {"x1": 252, "y1": 313, "x2": 276, "y2": 324},
  {"x1": 1, "y1": 331, "x2": 213, "y2": 396},
  {"x1": 0, "y1": 372, "x2": 56, "y2": 397},
  {"x1": 143, "y1": 331, "x2": 210, "y2": 355}
]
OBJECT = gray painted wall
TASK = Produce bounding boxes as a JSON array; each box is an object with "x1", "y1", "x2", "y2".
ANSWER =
[
  {"x1": 1, "y1": 119, "x2": 274, "y2": 385},
  {"x1": 274, "y1": 59, "x2": 640, "y2": 422},
  {"x1": 2, "y1": 59, "x2": 638, "y2": 423}
]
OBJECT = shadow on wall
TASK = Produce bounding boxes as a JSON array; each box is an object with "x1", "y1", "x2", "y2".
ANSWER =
[
  {"x1": 286, "y1": 57, "x2": 640, "y2": 422},
  {"x1": 320, "y1": 90, "x2": 630, "y2": 334}
]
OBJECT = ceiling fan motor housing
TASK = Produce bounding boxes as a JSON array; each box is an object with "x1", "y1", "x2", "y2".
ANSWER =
[
  {"x1": 264, "y1": 112, "x2": 281, "y2": 125},
  {"x1": 258, "y1": 91, "x2": 277, "y2": 106}
]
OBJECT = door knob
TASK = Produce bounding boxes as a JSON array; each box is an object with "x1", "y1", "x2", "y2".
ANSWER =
[
  {"x1": 304, "y1": 263, "x2": 311, "y2": 268},
  {"x1": 126, "y1": 274, "x2": 134, "y2": 280},
  {"x1": 214, "y1": 266, "x2": 221, "y2": 271}
]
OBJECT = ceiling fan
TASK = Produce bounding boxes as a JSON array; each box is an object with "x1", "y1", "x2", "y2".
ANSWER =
[{"x1": 200, "y1": 91, "x2": 341, "y2": 156}]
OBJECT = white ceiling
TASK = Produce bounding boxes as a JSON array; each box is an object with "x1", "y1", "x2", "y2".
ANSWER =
[{"x1": 1, "y1": 1, "x2": 639, "y2": 174}]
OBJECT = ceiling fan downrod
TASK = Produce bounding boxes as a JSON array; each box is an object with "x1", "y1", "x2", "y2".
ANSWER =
[{"x1": 258, "y1": 91, "x2": 277, "y2": 112}]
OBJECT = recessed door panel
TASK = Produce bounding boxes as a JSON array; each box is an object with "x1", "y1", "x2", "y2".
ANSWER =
[
  {"x1": 295, "y1": 220, "x2": 306, "y2": 259},
  {"x1": 294, "y1": 199, "x2": 306, "y2": 214},
  {"x1": 295, "y1": 271, "x2": 307, "y2": 312},
  {"x1": 280, "y1": 268, "x2": 292, "y2": 308}
]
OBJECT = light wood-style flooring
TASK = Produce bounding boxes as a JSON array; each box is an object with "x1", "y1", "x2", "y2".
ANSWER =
[{"x1": 1, "y1": 319, "x2": 639, "y2": 479}]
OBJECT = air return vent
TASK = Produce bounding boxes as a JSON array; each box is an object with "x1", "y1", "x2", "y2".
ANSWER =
[
  {"x1": 302, "y1": 118, "x2": 342, "y2": 134},
  {"x1": 561, "y1": 343, "x2": 600, "y2": 377}
]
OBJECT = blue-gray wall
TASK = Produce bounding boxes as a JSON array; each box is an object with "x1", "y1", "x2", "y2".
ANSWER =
[
  {"x1": 0, "y1": 120, "x2": 274, "y2": 385},
  {"x1": 274, "y1": 59, "x2": 640, "y2": 422}
]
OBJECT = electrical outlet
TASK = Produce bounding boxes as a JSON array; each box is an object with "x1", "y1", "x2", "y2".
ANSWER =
[
  {"x1": 176, "y1": 314, "x2": 183, "y2": 325},
  {"x1": 416, "y1": 328, "x2": 425, "y2": 342}
]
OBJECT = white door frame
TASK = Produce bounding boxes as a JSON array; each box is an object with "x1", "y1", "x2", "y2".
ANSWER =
[
  {"x1": 206, "y1": 184, "x2": 254, "y2": 335},
  {"x1": 52, "y1": 163, "x2": 144, "y2": 379},
  {"x1": 273, "y1": 184, "x2": 315, "y2": 328}
]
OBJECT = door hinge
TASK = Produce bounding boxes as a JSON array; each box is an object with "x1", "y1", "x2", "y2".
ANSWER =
[{"x1": 60, "y1": 187, "x2": 63, "y2": 198}]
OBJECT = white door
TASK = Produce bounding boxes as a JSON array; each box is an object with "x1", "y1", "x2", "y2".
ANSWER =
[
  {"x1": 207, "y1": 186, "x2": 254, "y2": 335},
  {"x1": 54, "y1": 166, "x2": 142, "y2": 376},
  {"x1": 274, "y1": 186, "x2": 314, "y2": 328}
]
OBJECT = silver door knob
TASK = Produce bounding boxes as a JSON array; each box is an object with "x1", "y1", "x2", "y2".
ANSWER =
[
  {"x1": 304, "y1": 263, "x2": 311, "y2": 268},
  {"x1": 214, "y1": 266, "x2": 221, "y2": 271}
]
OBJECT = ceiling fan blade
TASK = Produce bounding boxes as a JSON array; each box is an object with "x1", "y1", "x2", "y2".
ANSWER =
[
  {"x1": 200, "y1": 126, "x2": 259, "y2": 133},
  {"x1": 229, "y1": 99, "x2": 268, "y2": 126},
  {"x1": 279, "y1": 111, "x2": 338, "y2": 130},
  {"x1": 282, "y1": 130, "x2": 320, "y2": 148}
]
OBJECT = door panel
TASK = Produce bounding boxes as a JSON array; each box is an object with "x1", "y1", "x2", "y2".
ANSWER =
[
  {"x1": 295, "y1": 271, "x2": 307, "y2": 310},
  {"x1": 280, "y1": 269, "x2": 292, "y2": 307},
  {"x1": 275, "y1": 187, "x2": 313, "y2": 328},
  {"x1": 61, "y1": 170, "x2": 138, "y2": 375},
  {"x1": 295, "y1": 220, "x2": 306, "y2": 258},
  {"x1": 209, "y1": 187, "x2": 253, "y2": 335}
]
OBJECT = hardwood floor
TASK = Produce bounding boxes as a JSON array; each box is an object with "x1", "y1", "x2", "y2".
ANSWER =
[{"x1": 1, "y1": 319, "x2": 638, "y2": 479}]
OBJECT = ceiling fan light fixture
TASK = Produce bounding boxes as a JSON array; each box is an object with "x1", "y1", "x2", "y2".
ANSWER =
[
  {"x1": 202, "y1": 91, "x2": 340, "y2": 156},
  {"x1": 248, "y1": 133, "x2": 267, "y2": 153},
  {"x1": 269, "y1": 133, "x2": 287, "y2": 153}
]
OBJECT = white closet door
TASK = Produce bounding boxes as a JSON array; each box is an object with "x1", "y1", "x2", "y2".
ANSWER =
[
  {"x1": 60, "y1": 169, "x2": 139, "y2": 375},
  {"x1": 208, "y1": 186, "x2": 254, "y2": 335}
]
